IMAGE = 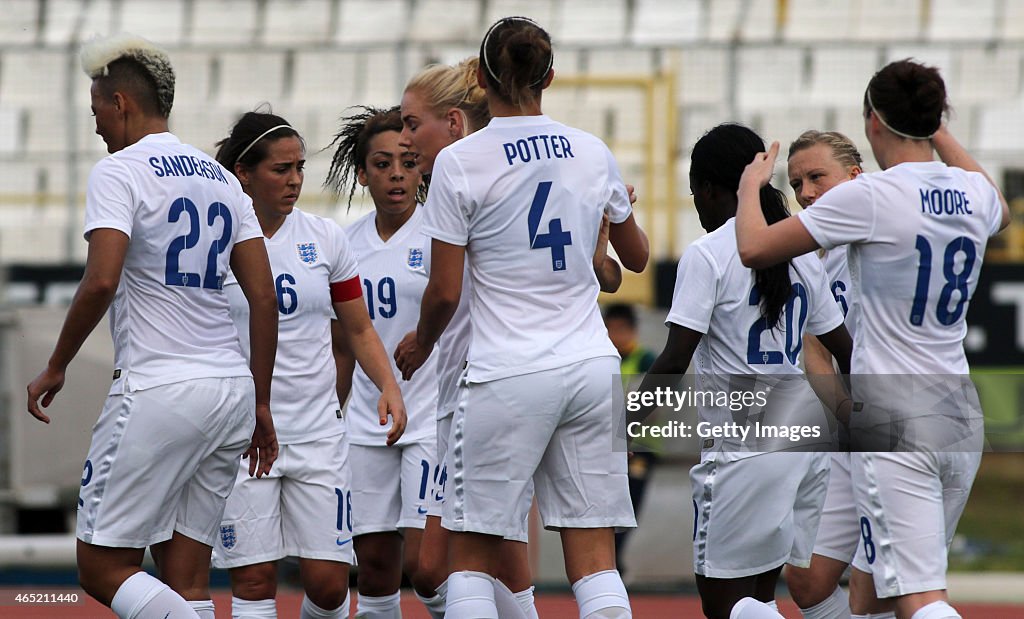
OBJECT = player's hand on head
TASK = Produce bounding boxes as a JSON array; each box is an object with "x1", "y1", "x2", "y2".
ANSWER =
[
  {"x1": 740, "y1": 141, "x2": 780, "y2": 189},
  {"x1": 245, "y1": 403, "x2": 278, "y2": 477},
  {"x1": 26, "y1": 366, "x2": 66, "y2": 424},
  {"x1": 379, "y1": 385, "x2": 407, "y2": 446},
  {"x1": 394, "y1": 330, "x2": 428, "y2": 380}
]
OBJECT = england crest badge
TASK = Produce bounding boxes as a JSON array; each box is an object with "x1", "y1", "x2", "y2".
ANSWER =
[
  {"x1": 408, "y1": 248, "x2": 424, "y2": 269},
  {"x1": 220, "y1": 524, "x2": 236, "y2": 549},
  {"x1": 297, "y1": 242, "x2": 319, "y2": 264}
]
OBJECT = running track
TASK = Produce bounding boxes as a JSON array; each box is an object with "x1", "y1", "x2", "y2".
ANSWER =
[{"x1": 6, "y1": 590, "x2": 1024, "y2": 617}]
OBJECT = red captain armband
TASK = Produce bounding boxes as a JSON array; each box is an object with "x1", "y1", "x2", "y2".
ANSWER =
[{"x1": 331, "y1": 276, "x2": 362, "y2": 303}]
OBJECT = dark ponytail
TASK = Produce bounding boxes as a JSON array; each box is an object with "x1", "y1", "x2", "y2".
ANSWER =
[
  {"x1": 215, "y1": 107, "x2": 302, "y2": 174},
  {"x1": 690, "y1": 123, "x2": 792, "y2": 329},
  {"x1": 479, "y1": 16, "x2": 553, "y2": 109},
  {"x1": 864, "y1": 59, "x2": 948, "y2": 139},
  {"x1": 754, "y1": 184, "x2": 792, "y2": 329}
]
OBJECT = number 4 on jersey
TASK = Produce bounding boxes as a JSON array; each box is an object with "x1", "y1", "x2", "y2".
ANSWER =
[{"x1": 528, "y1": 181, "x2": 573, "y2": 271}]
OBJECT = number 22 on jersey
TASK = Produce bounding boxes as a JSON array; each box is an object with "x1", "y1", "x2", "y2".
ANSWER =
[{"x1": 164, "y1": 197, "x2": 233, "y2": 290}]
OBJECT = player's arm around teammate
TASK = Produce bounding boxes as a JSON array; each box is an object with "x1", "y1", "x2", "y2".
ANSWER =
[
  {"x1": 28, "y1": 35, "x2": 278, "y2": 619},
  {"x1": 782, "y1": 130, "x2": 864, "y2": 619},
  {"x1": 736, "y1": 61, "x2": 1009, "y2": 619}
]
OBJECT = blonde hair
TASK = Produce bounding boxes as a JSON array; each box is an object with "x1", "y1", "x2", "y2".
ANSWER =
[
  {"x1": 788, "y1": 130, "x2": 864, "y2": 172},
  {"x1": 80, "y1": 33, "x2": 175, "y2": 118},
  {"x1": 405, "y1": 57, "x2": 489, "y2": 133}
]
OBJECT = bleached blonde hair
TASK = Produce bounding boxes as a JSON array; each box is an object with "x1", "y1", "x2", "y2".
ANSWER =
[{"x1": 80, "y1": 33, "x2": 175, "y2": 118}]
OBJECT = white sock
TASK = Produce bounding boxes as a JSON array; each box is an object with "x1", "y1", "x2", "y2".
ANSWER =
[
  {"x1": 910, "y1": 601, "x2": 960, "y2": 619},
  {"x1": 802, "y1": 586, "x2": 851, "y2": 619},
  {"x1": 730, "y1": 597, "x2": 785, "y2": 619},
  {"x1": 767, "y1": 601, "x2": 779, "y2": 612},
  {"x1": 110, "y1": 571, "x2": 199, "y2": 619},
  {"x1": 446, "y1": 571, "x2": 498, "y2": 619},
  {"x1": 493, "y1": 579, "x2": 529, "y2": 619},
  {"x1": 354, "y1": 591, "x2": 402, "y2": 619},
  {"x1": 572, "y1": 569, "x2": 631, "y2": 618},
  {"x1": 415, "y1": 586, "x2": 446, "y2": 619},
  {"x1": 189, "y1": 599, "x2": 215, "y2": 619},
  {"x1": 514, "y1": 586, "x2": 540, "y2": 619},
  {"x1": 301, "y1": 591, "x2": 349, "y2": 618},
  {"x1": 852, "y1": 613, "x2": 896, "y2": 619},
  {"x1": 232, "y1": 596, "x2": 277, "y2": 619}
]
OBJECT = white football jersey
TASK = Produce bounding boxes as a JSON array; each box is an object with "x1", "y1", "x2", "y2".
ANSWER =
[
  {"x1": 798, "y1": 162, "x2": 1003, "y2": 374},
  {"x1": 224, "y1": 208, "x2": 358, "y2": 444},
  {"x1": 345, "y1": 207, "x2": 437, "y2": 445},
  {"x1": 435, "y1": 267, "x2": 471, "y2": 418},
  {"x1": 83, "y1": 132, "x2": 262, "y2": 395},
  {"x1": 667, "y1": 218, "x2": 844, "y2": 457},
  {"x1": 423, "y1": 115, "x2": 632, "y2": 382},
  {"x1": 821, "y1": 246, "x2": 858, "y2": 339}
]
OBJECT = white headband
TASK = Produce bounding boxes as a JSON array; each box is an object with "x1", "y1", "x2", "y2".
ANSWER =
[
  {"x1": 866, "y1": 90, "x2": 935, "y2": 140},
  {"x1": 481, "y1": 16, "x2": 553, "y2": 88},
  {"x1": 235, "y1": 124, "x2": 291, "y2": 165}
]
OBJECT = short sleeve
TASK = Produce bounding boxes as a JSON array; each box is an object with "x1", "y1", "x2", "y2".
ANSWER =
[
  {"x1": 972, "y1": 173, "x2": 1005, "y2": 238},
  {"x1": 797, "y1": 256, "x2": 845, "y2": 336},
  {"x1": 797, "y1": 178, "x2": 876, "y2": 250},
  {"x1": 603, "y1": 146, "x2": 633, "y2": 224},
  {"x1": 665, "y1": 244, "x2": 718, "y2": 334},
  {"x1": 84, "y1": 158, "x2": 135, "y2": 240},
  {"x1": 233, "y1": 191, "x2": 263, "y2": 244},
  {"x1": 327, "y1": 220, "x2": 360, "y2": 284},
  {"x1": 422, "y1": 148, "x2": 470, "y2": 246}
]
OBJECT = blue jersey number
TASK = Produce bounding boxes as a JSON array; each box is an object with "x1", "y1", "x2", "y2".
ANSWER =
[
  {"x1": 363, "y1": 277, "x2": 397, "y2": 320},
  {"x1": 275, "y1": 273, "x2": 298, "y2": 314},
  {"x1": 527, "y1": 181, "x2": 573, "y2": 271},
  {"x1": 335, "y1": 488, "x2": 353, "y2": 533},
  {"x1": 747, "y1": 283, "x2": 809, "y2": 365},
  {"x1": 860, "y1": 516, "x2": 876, "y2": 564},
  {"x1": 831, "y1": 280, "x2": 849, "y2": 317},
  {"x1": 910, "y1": 235, "x2": 977, "y2": 327},
  {"x1": 164, "y1": 198, "x2": 233, "y2": 289}
]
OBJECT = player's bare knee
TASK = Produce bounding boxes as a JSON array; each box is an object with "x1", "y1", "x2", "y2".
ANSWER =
[
  {"x1": 304, "y1": 580, "x2": 347, "y2": 611},
  {"x1": 77, "y1": 565, "x2": 120, "y2": 606},
  {"x1": 784, "y1": 567, "x2": 829, "y2": 608},
  {"x1": 700, "y1": 597, "x2": 731, "y2": 619},
  {"x1": 230, "y1": 564, "x2": 277, "y2": 601}
]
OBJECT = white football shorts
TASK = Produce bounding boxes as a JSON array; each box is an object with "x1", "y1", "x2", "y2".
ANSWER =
[
  {"x1": 850, "y1": 450, "x2": 980, "y2": 598},
  {"x1": 443, "y1": 356, "x2": 635, "y2": 538},
  {"x1": 77, "y1": 376, "x2": 254, "y2": 548},
  {"x1": 691, "y1": 451, "x2": 830, "y2": 578},
  {"x1": 212, "y1": 432, "x2": 354, "y2": 568},
  {"x1": 349, "y1": 439, "x2": 437, "y2": 536},
  {"x1": 810, "y1": 451, "x2": 860, "y2": 563}
]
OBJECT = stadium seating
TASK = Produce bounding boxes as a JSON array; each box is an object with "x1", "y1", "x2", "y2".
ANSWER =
[
  {"x1": 2, "y1": 0, "x2": 1024, "y2": 266},
  {"x1": 43, "y1": 0, "x2": 115, "y2": 46},
  {"x1": 783, "y1": 0, "x2": 855, "y2": 41},
  {"x1": 0, "y1": 0, "x2": 40, "y2": 44},
  {"x1": 190, "y1": 0, "x2": 259, "y2": 45},
  {"x1": 852, "y1": 0, "x2": 922, "y2": 40},
  {"x1": 263, "y1": 0, "x2": 333, "y2": 46},
  {"x1": 630, "y1": 0, "x2": 703, "y2": 46},
  {"x1": 119, "y1": 0, "x2": 186, "y2": 46},
  {"x1": 337, "y1": 0, "x2": 408, "y2": 44},
  {"x1": 926, "y1": 0, "x2": 997, "y2": 42},
  {"x1": 554, "y1": 0, "x2": 627, "y2": 45},
  {"x1": 807, "y1": 47, "x2": 882, "y2": 106}
]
